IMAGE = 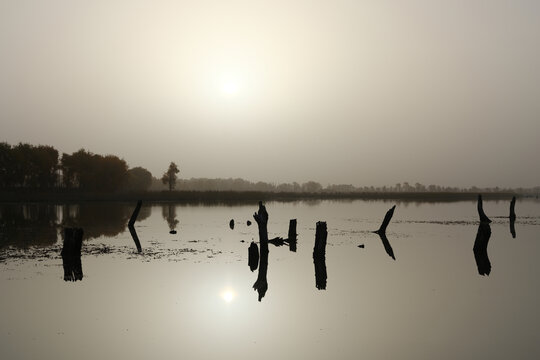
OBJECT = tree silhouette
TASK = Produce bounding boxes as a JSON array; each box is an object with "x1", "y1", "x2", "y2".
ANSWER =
[{"x1": 161, "y1": 162, "x2": 180, "y2": 191}]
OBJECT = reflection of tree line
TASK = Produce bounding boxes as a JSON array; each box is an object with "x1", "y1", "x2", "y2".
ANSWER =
[{"x1": 0, "y1": 203, "x2": 151, "y2": 248}]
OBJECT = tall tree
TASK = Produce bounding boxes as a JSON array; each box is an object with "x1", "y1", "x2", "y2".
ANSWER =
[{"x1": 161, "y1": 162, "x2": 180, "y2": 191}]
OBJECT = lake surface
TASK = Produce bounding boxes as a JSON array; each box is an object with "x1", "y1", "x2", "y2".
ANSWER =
[{"x1": 1, "y1": 199, "x2": 540, "y2": 359}]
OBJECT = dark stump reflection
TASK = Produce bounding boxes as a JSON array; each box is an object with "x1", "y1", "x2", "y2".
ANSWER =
[
  {"x1": 313, "y1": 221, "x2": 328, "y2": 290},
  {"x1": 61, "y1": 228, "x2": 84, "y2": 281},
  {"x1": 248, "y1": 241, "x2": 259, "y2": 272},
  {"x1": 253, "y1": 202, "x2": 269, "y2": 301},
  {"x1": 473, "y1": 222, "x2": 492, "y2": 276},
  {"x1": 378, "y1": 232, "x2": 396, "y2": 260}
]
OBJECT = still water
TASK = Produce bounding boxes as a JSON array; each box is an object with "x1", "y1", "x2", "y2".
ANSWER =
[{"x1": 1, "y1": 199, "x2": 539, "y2": 359}]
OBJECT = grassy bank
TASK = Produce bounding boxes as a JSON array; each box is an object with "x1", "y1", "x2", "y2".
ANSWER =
[{"x1": 0, "y1": 189, "x2": 520, "y2": 204}]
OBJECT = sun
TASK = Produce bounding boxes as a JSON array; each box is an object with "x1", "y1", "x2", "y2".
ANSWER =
[
  {"x1": 220, "y1": 288, "x2": 236, "y2": 303},
  {"x1": 220, "y1": 80, "x2": 239, "y2": 96}
]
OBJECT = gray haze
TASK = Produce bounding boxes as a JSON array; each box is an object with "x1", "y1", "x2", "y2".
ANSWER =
[{"x1": 1, "y1": 0, "x2": 539, "y2": 188}]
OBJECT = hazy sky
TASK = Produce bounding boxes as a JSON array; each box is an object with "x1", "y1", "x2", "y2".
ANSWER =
[{"x1": 1, "y1": 0, "x2": 539, "y2": 188}]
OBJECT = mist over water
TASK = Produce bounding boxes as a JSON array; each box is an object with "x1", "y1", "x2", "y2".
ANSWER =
[{"x1": 2, "y1": 199, "x2": 540, "y2": 359}]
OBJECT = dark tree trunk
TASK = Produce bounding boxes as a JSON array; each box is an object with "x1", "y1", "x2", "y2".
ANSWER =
[
  {"x1": 288, "y1": 219, "x2": 297, "y2": 252},
  {"x1": 253, "y1": 201, "x2": 269, "y2": 301},
  {"x1": 509, "y1": 196, "x2": 516, "y2": 220},
  {"x1": 61, "y1": 227, "x2": 84, "y2": 281},
  {"x1": 128, "y1": 200, "x2": 142, "y2": 252},
  {"x1": 313, "y1": 221, "x2": 328, "y2": 290},
  {"x1": 477, "y1": 195, "x2": 491, "y2": 223},
  {"x1": 375, "y1": 205, "x2": 396, "y2": 234}
]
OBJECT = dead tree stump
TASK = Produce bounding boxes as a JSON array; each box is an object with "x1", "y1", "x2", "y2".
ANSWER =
[
  {"x1": 375, "y1": 205, "x2": 395, "y2": 234},
  {"x1": 128, "y1": 200, "x2": 143, "y2": 253},
  {"x1": 248, "y1": 241, "x2": 259, "y2": 272},
  {"x1": 313, "y1": 221, "x2": 328, "y2": 290},
  {"x1": 288, "y1": 219, "x2": 297, "y2": 252},
  {"x1": 473, "y1": 222, "x2": 492, "y2": 276},
  {"x1": 61, "y1": 228, "x2": 84, "y2": 281},
  {"x1": 253, "y1": 201, "x2": 269, "y2": 301},
  {"x1": 510, "y1": 196, "x2": 516, "y2": 220},
  {"x1": 477, "y1": 195, "x2": 491, "y2": 223}
]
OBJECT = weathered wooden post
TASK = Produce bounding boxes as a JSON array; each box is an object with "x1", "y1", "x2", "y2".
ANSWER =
[
  {"x1": 61, "y1": 227, "x2": 84, "y2": 281},
  {"x1": 288, "y1": 219, "x2": 297, "y2": 252},
  {"x1": 253, "y1": 201, "x2": 269, "y2": 301},
  {"x1": 248, "y1": 241, "x2": 259, "y2": 272},
  {"x1": 477, "y1": 195, "x2": 491, "y2": 223},
  {"x1": 473, "y1": 222, "x2": 492, "y2": 276},
  {"x1": 313, "y1": 221, "x2": 328, "y2": 290},
  {"x1": 128, "y1": 200, "x2": 143, "y2": 252},
  {"x1": 374, "y1": 205, "x2": 396, "y2": 234}
]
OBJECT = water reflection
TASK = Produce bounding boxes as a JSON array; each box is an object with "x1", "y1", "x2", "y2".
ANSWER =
[
  {"x1": 377, "y1": 232, "x2": 396, "y2": 260},
  {"x1": 0, "y1": 204, "x2": 59, "y2": 248},
  {"x1": 248, "y1": 241, "x2": 259, "y2": 272},
  {"x1": 473, "y1": 222, "x2": 492, "y2": 276},
  {"x1": 63, "y1": 203, "x2": 151, "y2": 240},
  {"x1": 61, "y1": 228, "x2": 83, "y2": 281},
  {"x1": 162, "y1": 204, "x2": 179, "y2": 233},
  {"x1": 253, "y1": 202, "x2": 269, "y2": 301},
  {"x1": 313, "y1": 221, "x2": 328, "y2": 290}
]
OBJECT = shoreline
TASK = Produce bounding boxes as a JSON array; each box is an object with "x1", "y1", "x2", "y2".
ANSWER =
[{"x1": 0, "y1": 190, "x2": 524, "y2": 204}]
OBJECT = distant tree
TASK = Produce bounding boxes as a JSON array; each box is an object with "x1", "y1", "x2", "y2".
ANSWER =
[
  {"x1": 161, "y1": 162, "x2": 180, "y2": 191},
  {"x1": 302, "y1": 181, "x2": 323, "y2": 193},
  {"x1": 126, "y1": 167, "x2": 153, "y2": 191}
]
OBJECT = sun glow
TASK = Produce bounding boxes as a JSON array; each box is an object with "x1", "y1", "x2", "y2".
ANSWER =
[
  {"x1": 220, "y1": 288, "x2": 236, "y2": 303},
  {"x1": 220, "y1": 80, "x2": 240, "y2": 96}
]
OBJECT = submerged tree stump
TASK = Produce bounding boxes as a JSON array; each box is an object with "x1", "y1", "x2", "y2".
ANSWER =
[
  {"x1": 128, "y1": 200, "x2": 143, "y2": 252},
  {"x1": 375, "y1": 205, "x2": 396, "y2": 234},
  {"x1": 288, "y1": 219, "x2": 297, "y2": 252},
  {"x1": 508, "y1": 196, "x2": 517, "y2": 238},
  {"x1": 248, "y1": 241, "x2": 259, "y2": 272},
  {"x1": 473, "y1": 222, "x2": 492, "y2": 276},
  {"x1": 61, "y1": 228, "x2": 84, "y2": 281},
  {"x1": 253, "y1": 201, "x2": 269, "y2": 301},
  {"x1": 477, "y1": 195, "x2": 491, "y2": 223},
  {"x1": 313, "y1": 221, "x2": 328, "y2": 290},
  {"x1": 510, "y1": 196, "x2": 516, "y2": 220}
]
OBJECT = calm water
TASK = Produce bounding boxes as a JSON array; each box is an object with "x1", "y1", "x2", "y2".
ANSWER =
[{"x1": 1, "y1": 199, "x2": 540, "y2": 359}]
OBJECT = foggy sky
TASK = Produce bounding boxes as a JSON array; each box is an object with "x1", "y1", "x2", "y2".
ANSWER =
[{"x1": 1, "y1": 0, "x2": 539, "y2": 188}]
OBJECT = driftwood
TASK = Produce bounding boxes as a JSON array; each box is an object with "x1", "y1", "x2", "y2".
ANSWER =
[
  {"x1": 473, "y1": 222, "x2": 492, "y2": 276},
  {"x1": 248, "y1": 241, "x2": 259, "y2": 272},
  {"x1": 288, "y1": 219, "x2": 297, "y2": 252},
  {"x1": 313, "y1": 221, "x2": 328, "y2": 290},
  {"x1": 374, "y1": 205, "x2": 396, "y2": 234},
  {"x1": 378, "y1": 232, "x2": 396, "y2": 260},
  {"x1": 253, "y1": 202, "x2": 269, "y2": 301},
  {"x1": 61, "y1": 228, "x2": 84, "y2": 281},
  {"x1": 477, "y1": 195, "x2": 491, "y2": 223},
  {"x1": 128, "y1": 200, "x2": 143, "y2": 253},
  {"x1": 509, "y1": 196, "x2": 516, "y2": 238}
]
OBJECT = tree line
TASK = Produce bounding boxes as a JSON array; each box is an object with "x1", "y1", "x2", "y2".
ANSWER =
[
  {"x1": 0, "y1": 142, "x2": 153, "y2": 192},
  {"x1": 1, "y1": 142, "x2": 536, "y2": 194}
]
